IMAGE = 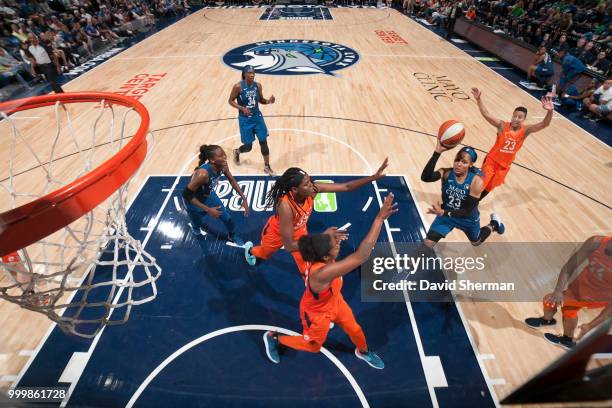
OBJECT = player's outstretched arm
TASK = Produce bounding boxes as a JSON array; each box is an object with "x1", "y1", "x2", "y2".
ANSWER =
[
  {"x1": 257, "y1": 83, "x2": 275, "y2": 104},
  {"x1": 278, "y1": 200, "x2": 299, "y2": 252},
  {"x1": 310, "y1": 194, "x2": 397, "y2": 292},
  {"x1": 421, "y1": 139, "x2": 449, "y2": 182},
  {"x1": 315, "y1": 158, "x2": 389, "y2": 193},
  {"x1": 525, "y1": 94, "x2": 554, "y2": 136},
  {"x1": 222, "y1": 165, "x2": 250, "y2": 216},
  {"x1": 228, "y1": 83, "x2": 250, "y2": 115},
  {"x1": 544, "y1": 236, "x2": 602, "y2": 307},
  {"x1": 471, "y1": 87, "x2": 503, "y2": 132}
]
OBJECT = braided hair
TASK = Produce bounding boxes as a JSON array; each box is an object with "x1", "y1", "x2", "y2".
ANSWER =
[
  {"x1": 197, "y1": 144, "x2": 221, "y2": 168},
  {"x1": 298, "y1": 234, "x2": 332, "y2": 262},
  {"x1": 265, "y1": 167, "x2": 309, "y2": 210}
]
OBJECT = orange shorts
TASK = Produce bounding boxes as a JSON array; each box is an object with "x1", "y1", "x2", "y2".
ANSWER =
[
  {"x1": 250, "y1": 219, "x2": 308, "y2": 275},
  {"x1": 544, "y1": 297, "x2": 609, "y2": 319},
  {"x1": 1, "y1": 251, "x2": 21, "y2": 264},
  {"x1": 481, "y1": 157, "x2": 511, "y2": 192},
  {"x1": 301, "y1": 295, "x2": 360, "y2": 346}
]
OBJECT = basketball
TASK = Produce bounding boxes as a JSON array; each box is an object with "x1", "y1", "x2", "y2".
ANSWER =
[{"x1": 438, "y1": 120, "x2": 466, "y2": 148}]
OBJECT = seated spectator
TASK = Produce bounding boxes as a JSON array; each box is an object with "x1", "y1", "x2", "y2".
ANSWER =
[
  {"x1": 589, "y1": 51, "x2": 610, "y2": 77},
  {"x1": 570, "y1": 36, "x2": 587, "y2": 58},
  {"x1": 465, "y1": 5, "x2": 476, "y2": 20},
  {"x1": 10, "y1": 23, "x2": 28, "y2": 43},
  {"x1": 558, "y1": 49, "x2": 586, "y2": 94},
  {"x1": 559, "y1": 78, "x2": 597, "y2": 110},
  {"x1": 584, "y1": 78, "x2": 612, "y2": 119},
  {"x1": 526, "y1": 46, "x2": 554, "y2": 88},
  {"x1": 0, "y1": 46, "x2": 31, "y2": 88},
  {"x1": 552, "y1": 33, "x2": 570, "y2": 55},
  {"x1": 575, "y1": 40, "x2": 597, "y2": 65}
]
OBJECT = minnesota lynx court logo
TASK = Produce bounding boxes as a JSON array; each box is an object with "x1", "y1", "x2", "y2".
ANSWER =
[{"x1": 223, "y1": 40, "x2": 359, "y2": 76}]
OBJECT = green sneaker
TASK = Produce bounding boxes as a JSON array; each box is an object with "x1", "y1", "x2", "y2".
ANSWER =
[
  {"x1": 244, "y1": 241, "x2": 256, "y2": 266},
  {"x1": 355, "y1": 348, "x2": 384, "y2": 369},
  {"x1": 263, "y1": 331, "x2": 280, "y2": 364}
]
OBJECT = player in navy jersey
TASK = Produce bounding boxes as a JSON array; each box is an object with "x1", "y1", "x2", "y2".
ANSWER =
[
  {"x1": 182, "y1": 144, "x2": 250, "y2": 246},
  {"x1": 420, "y1": 140, "x2": 506, "y2": 248},
  {"x1": 229, "y1": 65, "x2": 276, "y2": 176}
]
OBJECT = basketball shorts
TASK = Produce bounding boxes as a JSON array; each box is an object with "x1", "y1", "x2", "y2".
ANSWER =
[
  {"x1": 429, "y1": 214, "x2": 481, "y2": 242},
  {"x1": 544, "y1": 297, "x2": 609, "y2": 319},
  {"x1": 481, "y1": 157, "x2": 511, "y2": 192},
  {"x1": 535, "y1": 65, "x2": 554, "y2": 80},
  {"x1": 301, "y1": 295, "x2": 359, "y2": 345},
  {"x1": 238, "y1": 113, "x2": 268, "y2": 145},
  {"x1": 251, "y1": 219, "x2": 308, "y2": 275},
  {"x1": 184, "y1": 191, "x2": 232, "y2": 227}
]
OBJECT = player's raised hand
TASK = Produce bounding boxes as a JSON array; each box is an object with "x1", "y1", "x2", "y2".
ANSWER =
[
  {"x1": 543, "y1": 291, "x2": 563, "y2": 308},
  {"x1": 269, "y1": 95, "x2": 275, "y2": 104},
  {"x1": 241, "y1": 200, "x2": 250, "y2": 217},
  {"x1": 323, "y1": 227, "x2": 349, "y2": 242},
  {"x1": 377, "y1": 193, "x2": 398, "y2": 220},
  {"x1": 207, "y1": 206, "x2": 223, "y2": 218},
  {"x1": 435, "y1": 138, "x2": 450, "y2": 154},
  {"x1": 541, "y1": 94, "x2": 554, "y2": 111},
  {"x1": 373, "y1": 157, "x2": 389, "y2": 179},
  {"x1": 471, "y1": 87, "x2": 482, "y2": 100},
  {"x1": 426, "y1": 202, "x2": 444, "y2": 216}
]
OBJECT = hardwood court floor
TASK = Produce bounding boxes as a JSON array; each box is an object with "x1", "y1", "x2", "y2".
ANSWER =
[{"x1": 1, "y1": 7, "x2": 610, "y2": 405}]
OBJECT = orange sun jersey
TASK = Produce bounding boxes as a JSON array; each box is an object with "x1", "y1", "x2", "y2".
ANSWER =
[
  {"x1": 567, "y1": 236, "x2": 612, "y2": 302},
  {"x1": 269, "y1": 194, "x2": 314, "y2": 232},
  {"x1": 487, "y1": 122, "x2": 527, "y2": 168},
  {"x1": 302, "y1": 262, "x2": 343, "y2": 314}
]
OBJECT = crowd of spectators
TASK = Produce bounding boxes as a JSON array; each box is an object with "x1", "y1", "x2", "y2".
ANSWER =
[
  {"x1": 402, "y1": 0, "x2": 611, "y2": 120},
  {"x1": 0, "y1": 0, "x2": 191, "y2": 97}
]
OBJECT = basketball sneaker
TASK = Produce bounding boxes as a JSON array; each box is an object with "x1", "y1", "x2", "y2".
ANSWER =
[
  {"x1": 244, "y1": 241, "x2": 257, "y2": 266},
  {"x1": 490, "y1": 213, "x2": 505, "y2": 235},
  {"x1": 264, "y1": 165, "x2": 276, "y2": 176},
  {"x1": 355, "y1": 348, "x2": 384, "y2": 369},
  {"x1": 263, "y1": 331, "x2": 280, "y2": 364},
  {"x1": 188, "y1": 222, "x2": 202, "y2": 236},
  {"x1": 228, "y1": 234, "x2": 245, "y2": 246},
  {"x1": 525, "y1": 317, "x2": 557, "y2": 328},
  {"x1": 544, "y1": 333, "x2": 575, "y2": 350},
  {"x1": 233, "y1": 148, "x2": 240, "y2": 165}
]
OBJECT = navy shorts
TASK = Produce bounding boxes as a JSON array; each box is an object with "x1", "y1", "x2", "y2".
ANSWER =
[
  {"x1": 429, "y1": 215, "x2": 481, "y2": 242},
  {"x1": 239, "y1": 113, "x2": 268, "y2": 145}
]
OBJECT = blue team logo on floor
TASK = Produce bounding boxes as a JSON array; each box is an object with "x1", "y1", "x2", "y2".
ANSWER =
[
  {"x1": 259, "y1": 5, "x2": 333, "y2": 20},
  {"x1": 223, "y1": 40, "x2": 359, "y2": 76}
]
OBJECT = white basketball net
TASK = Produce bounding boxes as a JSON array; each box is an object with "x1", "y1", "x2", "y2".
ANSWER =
[{"x1": 0, "y1": 98, "x2": 161, "y2": 338}]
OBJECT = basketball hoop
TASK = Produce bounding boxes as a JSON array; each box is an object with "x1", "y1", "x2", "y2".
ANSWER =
[{"x1": 0, "y1": 92, "x2": 161, "y2": 338}]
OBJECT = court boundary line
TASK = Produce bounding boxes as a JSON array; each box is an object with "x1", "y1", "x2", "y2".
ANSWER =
[
  {"x1": 400, "y1": 173, "x2": 501, "y2": 407},
  {"x1": 202, "y1": 7, "x2": 392, "y2": 28},
  {"x1": 125, "y1": 325, "x2": 369, "y2": 408},
  {"x1": 5, "y1": 116, "x2": 608, "y2": 210}
]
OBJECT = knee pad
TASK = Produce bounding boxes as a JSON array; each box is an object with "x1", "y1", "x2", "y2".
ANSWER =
[
  {"x1": 425, "y1": 230, "x2": 443, "y2": 243},
  {"x1": 239, "y1": 144, "x2": 252, "y2": 153},
  {"x1": 260, "y1": 140, "x2": 270, "y2": 156}
]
